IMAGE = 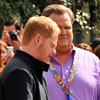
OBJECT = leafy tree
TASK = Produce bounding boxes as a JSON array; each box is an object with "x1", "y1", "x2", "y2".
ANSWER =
[
  {"x1": 0, "y1": 0, "x2": 100, "y2": 42},
  {"x1": 0, "y1": 0, "x2": 40, "y2": 36}
]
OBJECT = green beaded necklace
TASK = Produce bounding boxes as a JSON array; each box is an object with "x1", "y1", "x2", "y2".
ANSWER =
[{"x1": 49, "y1": 53, "x2": 77, "y2": 100}]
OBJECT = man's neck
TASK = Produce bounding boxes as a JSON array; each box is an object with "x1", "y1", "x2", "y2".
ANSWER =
[
  {"x1": 56, "y1": 44, "x2": 73, "y2": 65},
  {"x1": 56, "y1": 48, "x2": 71, "y2": 65}
]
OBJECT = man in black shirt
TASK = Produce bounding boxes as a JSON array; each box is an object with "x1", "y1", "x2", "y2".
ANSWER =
[{"x1": 0, "y1": 16, "x2": 60, "y2": 100}]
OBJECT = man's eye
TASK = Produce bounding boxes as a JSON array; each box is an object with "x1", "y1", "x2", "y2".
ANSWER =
[{"x1": 0, "y1": 50, "x2": 6, "y2": 54}]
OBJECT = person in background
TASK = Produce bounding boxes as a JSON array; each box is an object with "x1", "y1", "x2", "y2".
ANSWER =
[
  {"x1": 0, "y1": 16, "x2": 60, "y2": 100},
  {"x1": 91, "y1": 38, "x2": 100, "y2": 59},
  {"x1": 75, "y1": 43, "x2": 93, "y2": 52},
  {"x1": 0, "y1": 39, "x2": 7, "y2": 74},
  {"x1": 91, "y1": 38, "x2": 100, "y2": 51},
  {"x1": 94, "y1": 45, "x2": 100, "y2": 59},
  {"x1": 42, "y1": 4, "x2": 100, "y2": 100},
  {"x1": 1, "y1": 17, "x2": 23, "y2": 51}
]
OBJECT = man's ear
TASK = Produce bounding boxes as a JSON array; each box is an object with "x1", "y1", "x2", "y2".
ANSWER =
[
  {"x1": 34, "y1": 34, "x2": 41, "y2": 45},
  {"x1": 19, "y1": 27, "x2": 24, "y2": 38}
]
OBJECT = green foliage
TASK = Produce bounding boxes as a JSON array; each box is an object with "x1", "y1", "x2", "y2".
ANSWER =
[
  {"x1": 0, "y1": 0, "x2": 100, "y2": 38},
  {"x1": 0, "y1": 0, "x2": 40, "y2": 36},
  {"x1": 0, "y1": 1, "x2": 13, "y2": 21},
  {"x1": 83, "y1": 0, "x2": 98, "y2": 7},
  {"x1": 0, "y1": 0, "x2": 40, "y2": 25},
  {"x1": 73, "y1": 9, "x2": 91, "y2": 34},
  {"x1": 0, "y1": 0, "x2": 62, "y2": 27}
]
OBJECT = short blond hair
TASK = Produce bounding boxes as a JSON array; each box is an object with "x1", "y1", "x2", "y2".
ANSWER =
[{"x1": 22, "y1": 16, "x2": 60, "y2": 45}]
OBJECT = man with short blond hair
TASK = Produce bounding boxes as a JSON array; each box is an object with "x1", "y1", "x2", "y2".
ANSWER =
[{"x1": 0, "y1": 16, "x2": 60, "y2": 100}]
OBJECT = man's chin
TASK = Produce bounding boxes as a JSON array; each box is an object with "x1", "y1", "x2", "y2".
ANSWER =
[
  {"x1": 58, "y1": 43, "x2": 69, "y2": 47},
  {"x1": 46, "y1": 61, "x2": 51, "y2": 64}
]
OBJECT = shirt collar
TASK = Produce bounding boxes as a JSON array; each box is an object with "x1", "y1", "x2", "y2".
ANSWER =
[
  {"x1": 15, "y1": 50, "x2": 50, "y2": 72},
  {"x1": 50, "y1": 44, "x2": 76, "y2": 61}
]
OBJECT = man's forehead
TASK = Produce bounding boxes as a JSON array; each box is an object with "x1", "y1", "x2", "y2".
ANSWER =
[{"x1": 3, "y1": 25, "x2": 16, "y2": 32}]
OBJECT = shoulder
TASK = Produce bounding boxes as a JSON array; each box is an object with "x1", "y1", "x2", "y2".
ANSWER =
[
  {"x1": 75, "y1": 47, "x2": 100, "y2": 64},
  {"x1": 1, "y1": 56, "x2": 33, "y2": 83},
  {"x1": 75, "y1": 46, "x2": 96, "y2": 56},
  {"x1": 1, "y1": 66, "x2": 33, "y2": 83}
]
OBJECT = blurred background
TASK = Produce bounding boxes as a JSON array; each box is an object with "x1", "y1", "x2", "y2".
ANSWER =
[{"x1": 0, "y1": 0, "x2": 100, "y2": 44}]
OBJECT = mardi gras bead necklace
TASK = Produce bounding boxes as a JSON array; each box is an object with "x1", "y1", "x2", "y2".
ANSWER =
[{"x1": 49, "y1": 53, "x2": 77, "y2": 100}]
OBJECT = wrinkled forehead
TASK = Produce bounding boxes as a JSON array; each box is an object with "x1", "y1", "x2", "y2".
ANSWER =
[
  {"x1": 49, "y1": 13, "x2": 72, "y2": 27},
  {"x1": 50, "y1": 13, "x2": 71, "y2": 22}
]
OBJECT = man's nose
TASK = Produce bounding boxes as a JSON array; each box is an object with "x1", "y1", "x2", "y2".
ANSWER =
[{"x1": 60, "y1": 29, "x2": 66, "y2": 35}]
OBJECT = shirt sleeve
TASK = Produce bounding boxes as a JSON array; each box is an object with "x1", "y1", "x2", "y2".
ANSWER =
[
  {"x1": 97, "y1": 61, "x2": 100, "y2": 100},
  {"x1": 2, "y1": 68, "x2": 34, "y2": 100}
]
